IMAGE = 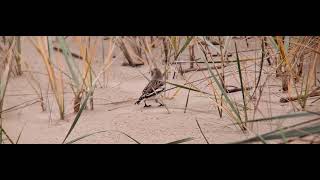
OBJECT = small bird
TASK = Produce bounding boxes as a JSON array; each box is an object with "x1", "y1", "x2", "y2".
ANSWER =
[{"x1": 135, "y1": 68, "x2": 165, "y2": 107}]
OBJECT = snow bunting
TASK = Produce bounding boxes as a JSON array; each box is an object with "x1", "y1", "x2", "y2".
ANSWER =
[{"x1": 135, "y1": 68, "x2": 165, "y2": 107}]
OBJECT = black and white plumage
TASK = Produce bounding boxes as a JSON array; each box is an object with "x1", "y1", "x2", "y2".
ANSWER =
[{"x1": 135, "y1": 68, "x2": 165, "y2": 107}]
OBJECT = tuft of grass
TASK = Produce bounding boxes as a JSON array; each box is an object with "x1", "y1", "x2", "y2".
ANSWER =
[
  {"x1": 22, "y1": 61, "x2": 46, "y2": 111},
  {"x1": 198, "y1": 36, "x2": 246, "y2": 131},
  {"x1": 0, "y1": 38, "x2": 16, "y2": 118},
  {"x1": 30, "y1": 36, "x2": 65, "y2": 120},
  {"x1": 62, "y1": 40, "x2": 115, "y2": 144}
]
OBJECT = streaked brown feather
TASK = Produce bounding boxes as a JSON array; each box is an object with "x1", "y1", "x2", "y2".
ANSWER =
[{"x1": 142, "y1": 80, "x2": 164, "y2": 95}]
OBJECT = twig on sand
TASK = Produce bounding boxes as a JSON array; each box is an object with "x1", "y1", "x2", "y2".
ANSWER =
[
  {"x1": 121, "y1": 62, "x2": 144, "y2": 67},
  {"x1": 53, "y1": 47, "x2": 83, "y2": 60},
  {"x1": 280, "y1": 89, "x2": 320, "y2": 103},
  {"x1": 311, "y1": 97, "x2": 320, "y2": 104},
  {"x1": 1, "y1": 128, "x2": 14, "y2": 144},
  {"x1": 97, "y1": 99, "x2": 137, "y2": 106},
  {"x1": 180, "y1": 66, "x2": 223, "y2": 74},
  {"x1": 184, "y1": 88, "x2": 191, "y2": 113},
  {"x1": 226, "y1": 86, "x2": 253, "y2": 93}
]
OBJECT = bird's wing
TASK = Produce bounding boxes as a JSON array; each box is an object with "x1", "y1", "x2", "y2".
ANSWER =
[
  {"x1": 135, "y1": 80, "x2": 165, "y2": 104},
  {"x1": 141, "y1": 80, "x2": 165, "y2": 97}
]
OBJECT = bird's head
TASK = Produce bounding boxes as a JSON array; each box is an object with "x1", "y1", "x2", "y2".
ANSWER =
[{"x1": 151, "y1": 68, "x2": 163, "y2": 80}]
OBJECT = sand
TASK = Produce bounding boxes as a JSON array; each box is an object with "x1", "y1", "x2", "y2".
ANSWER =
[{"x1": 1, "y1": 37, "x2": 319, "y2": 144}]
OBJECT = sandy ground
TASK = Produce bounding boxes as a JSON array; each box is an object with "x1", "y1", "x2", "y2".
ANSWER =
[{"x1": 2, "y1": 37, "x2": 320, "y2": 144}]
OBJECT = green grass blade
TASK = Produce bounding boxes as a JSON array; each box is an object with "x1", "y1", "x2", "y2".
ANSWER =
[
  {"x1": 229, "y1": 111, "x2": 318, "y2": 127},
  {"x1": 231, "y1": 113, "x2": 320, "y2": 144},
  {"x1": 204, "y1": 58, "x2": 242, "y2": 124},
  {"x1": 62, "y1": 83, "x2": 97, "y2": 144},
  {"x1": 235, "y1": 123, "x2": 320, "y2": 144},
  {"x1": 1, "y1": 128, "x2": 14, "y2": 144},
  {"x1": 66, "y1": 130, "x2": 141, "y2": 144},
  {"x1": 252, "y1": 39, "x2": 265, "y2": 96},
  {"x1": 57, "y1": 36, "x2": 82, "y2": 89},
  {"x1": 166, "y1": 81, "x2": 210, "y2": 95},
  {"x1": 62, "y1": 60, "x2": 114, "y2": 144},
  {"x1": 223, "y1": 36, "x2": 232, "y2": 57},
  {"x1": 199, "y1": 36, "x2": 221, "y2": 52},
  {"x1": 47, "y1": 36, "x2": 54, "y2": 63},
  {"x1": 62, "y1": 86, "x2": 91, "y2": 143},
  {"x1": 175, "y1": 36, "x2": 194, "y2": 60},
  {"x1": 235, "y1": 41, "x2": 248, "y2": 123},
  {"x1": 243, "y1": 111, "x2": 317, "y2": 124},
  {"x1": 284, "y1": 36, "x2": 290, "y2": 53},
  {"x1": 267, "y1": 36, "x2": 279, "y2": 52}
]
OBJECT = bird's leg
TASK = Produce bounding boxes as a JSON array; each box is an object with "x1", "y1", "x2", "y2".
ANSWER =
[
  {"x1": 144, "y1": 100, "x2": 151, "y2": 108},
  {"x1": 155, "y1": 99, "x2": 164, "y2": 107}
]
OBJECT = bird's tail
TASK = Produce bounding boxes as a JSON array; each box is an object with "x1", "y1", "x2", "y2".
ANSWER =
[{"x1": 135, "y1": 96, "x2": 144, "y2": 105}]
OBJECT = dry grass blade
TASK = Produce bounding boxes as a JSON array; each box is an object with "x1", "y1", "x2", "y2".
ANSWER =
[
  {"x1": 30, "y1": 36, "x2": 65, "y2": 119},
  {"x1": 0, "y1": 98, "x2": 40, "y2": 115},
  {"x1": 196, "y1": 119, "x2": 209, "y2": 144},
  {"x1": 14, "y1": 36, "x2": 22, "y2": 76},
  {"x1": 22, "y1": 61, "x2": 45, "y2": 111},
  {"x1": 0, "y1": 38, "x2": 16, "y2": 118},
  {"x1": 166, "y1": 137, "x2": 194, "y2": 144}
]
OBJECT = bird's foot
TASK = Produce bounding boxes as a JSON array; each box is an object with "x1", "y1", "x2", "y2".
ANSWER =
[
  {"x1": 158, "y1": 103, "x2": 164, "y2": 107},
  {"x1": 144, "y1": 104, "x2": 152, "y2": 108}
]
